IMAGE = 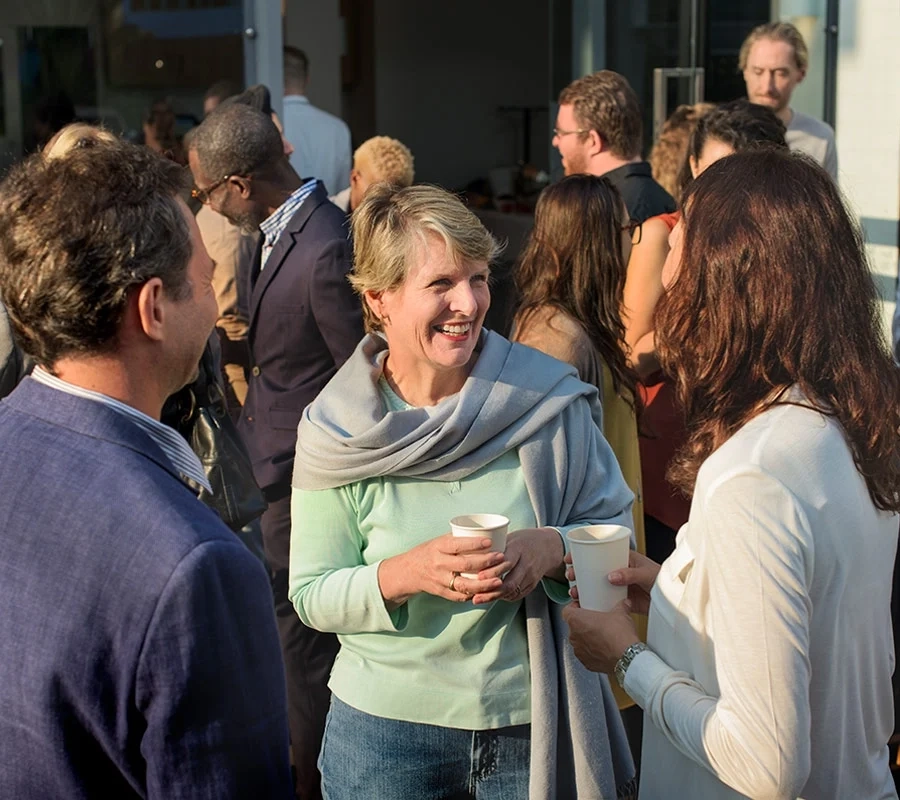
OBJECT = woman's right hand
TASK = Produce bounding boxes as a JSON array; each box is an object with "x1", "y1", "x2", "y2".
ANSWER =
[
  {"x1": 565, "y1": 550, "x2": 661, "y2": 616},
  {"x1": 377, "y1": 534, "x2": 506, "y2": 608}
]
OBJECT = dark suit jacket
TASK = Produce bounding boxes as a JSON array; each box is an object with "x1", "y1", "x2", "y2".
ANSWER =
[
  {"x1": 0, "y1": 378, "x2": 293, "y2": 799},
  {"x1": 239, "y1": 183, "x2": 364, "y2": 499}
]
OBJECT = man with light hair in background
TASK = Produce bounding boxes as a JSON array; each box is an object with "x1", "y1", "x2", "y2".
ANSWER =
[
  {"x1": 553, "y1": 70, "x2": 675, "y2": 223},
  {"x1": 282, "y1": 46, "x2": 352, "y2": 195},
  {"x1": 330, "y1": 135, "x2": 415, "y2": 213},
  {"x1": 740, "y1": 21, "x2": 837, "y2": 179}
]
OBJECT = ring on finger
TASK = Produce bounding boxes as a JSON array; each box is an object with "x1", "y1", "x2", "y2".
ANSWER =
[{"x1": 449, "y1": 572, "x2": 459, "y2": 592}]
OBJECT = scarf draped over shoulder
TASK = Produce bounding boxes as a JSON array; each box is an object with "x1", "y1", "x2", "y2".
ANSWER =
[{"x1": 294, "y1": 329, "x2": 599, "y2": 489}]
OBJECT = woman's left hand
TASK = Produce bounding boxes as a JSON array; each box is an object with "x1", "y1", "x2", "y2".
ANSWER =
[
  {"x1": 562, "y1": 599, "x2": 640, "y2": 675},
  {"x1": 471, "y1": 527, "x2": 564, "y2": 605}
]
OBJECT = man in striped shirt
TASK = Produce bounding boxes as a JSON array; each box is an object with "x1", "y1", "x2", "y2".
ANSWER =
[{"x1": 0, "y1": 136, "x2": 293, "y2": 798}]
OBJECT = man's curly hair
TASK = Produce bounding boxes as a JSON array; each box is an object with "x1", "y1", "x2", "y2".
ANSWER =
[{"x1": 558, "y1": 70, "x2": 643, "y2": 160}]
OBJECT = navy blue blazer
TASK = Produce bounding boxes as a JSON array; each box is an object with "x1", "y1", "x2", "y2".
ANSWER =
[
  {"x1": 0, "y1": 379, "x2": 293, "y2": 799},
  {"x1": 238, "y1": 183, "x2": 364, "y2": 496}
]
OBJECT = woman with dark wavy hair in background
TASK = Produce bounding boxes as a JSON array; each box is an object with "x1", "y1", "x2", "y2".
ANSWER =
[
  {"x1": 511, "y1": 174, "x2": 648, "y2": 756},
  {"x1": 564, "y1": 149, "x2": 900, "y2": 798},
  {"x1": 512, "y1": 174, "x2": 643, "y2": 582}
]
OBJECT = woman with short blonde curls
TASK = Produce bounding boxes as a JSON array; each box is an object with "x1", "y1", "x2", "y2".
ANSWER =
[{"x1": 565, "y1": 150, "x2": 900, "y2": 799}]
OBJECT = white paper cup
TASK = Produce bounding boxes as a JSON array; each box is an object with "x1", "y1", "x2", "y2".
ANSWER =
[
  {"x1": 450, "y1": 514, "x2": 509, "y2": 579},
  {"x1": 566, "y1": 525, "x2": 631, "y2": 612}
]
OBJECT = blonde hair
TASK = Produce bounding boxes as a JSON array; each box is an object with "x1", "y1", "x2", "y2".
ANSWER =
[
  {"x1": 739, "y1": 22, "x2": 809, "y2": 73},
  {"x1": 649, "y1": 102, "x2": 715, "y2": 202},
  {"x1": 350, "y1": 184, "x2": 502, "y2": 333},
  {"x1": 43, "y1": 123, "x2": 117, "y2": 161},
  {"x1": 354, "y1": 136, "x2": 415, "y2": 187}
]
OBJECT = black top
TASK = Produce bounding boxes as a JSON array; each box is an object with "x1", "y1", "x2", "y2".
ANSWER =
[{"x1": 604, "y1": 161, "x2": 676, "y2": 223}]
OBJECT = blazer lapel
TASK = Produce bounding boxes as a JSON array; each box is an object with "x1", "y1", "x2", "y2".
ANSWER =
[{"x1": 248, "y1": 184, "x2": 329, "y2": 324}]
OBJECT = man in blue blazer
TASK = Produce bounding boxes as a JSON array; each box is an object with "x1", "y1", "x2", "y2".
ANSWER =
[
  {"x1": 0, "y1": 136, "x2": 293, "y2": 798},
  {"x1": 189, "y1": 103, "x2": 364, "y2": 799}
]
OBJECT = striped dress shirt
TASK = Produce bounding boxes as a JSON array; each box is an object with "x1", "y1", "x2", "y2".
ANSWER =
[{"x1": 258, "y1": 179, "x2": 319, "y2": 270}]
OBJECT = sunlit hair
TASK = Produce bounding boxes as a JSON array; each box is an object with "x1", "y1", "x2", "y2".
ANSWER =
[
  {"x1": 355, "y1": 136, "x2": 415, "y2": 187},
  {"x1": 350, "y1": 184, "x2": 502, "y2": 333},
  {"x1": 43, "y1": 123, "x2": 117, "y2": 160},
  {"x1": 0, "y1": 134, "x2": 190, "y2": 366},
  {"x1": 649, "y1": 102, "x2": 714, "y2": 202},
  {"x1": 513, "y1": 175, "x2": 636, "y2": 406},
  {"x1": 739, "y1": 21, "x2": 809, "y2": 73},
  {"x1": 558, "y1": 70, "x2": 643, "y2": 160},
  {"x1": 677, "y1": 99, "x2": 786, "y2": 196},
  {"x1": 656, "y1": 149, "x2": 900, "y2": 511}
]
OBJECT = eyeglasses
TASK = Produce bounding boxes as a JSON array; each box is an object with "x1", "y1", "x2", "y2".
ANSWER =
[
  {"x1": 552, "y1": 127, "x2": 589, "y2": 138},
  {"x1": 622, "y1": 219, "x2": 642, "y2": 245},
  {"x1": 191, "y1": 174, "x2": 231, "y2": 205}
]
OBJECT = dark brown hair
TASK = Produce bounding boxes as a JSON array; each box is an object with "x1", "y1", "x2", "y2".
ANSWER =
[
  {"x1": 676, "y1": 99, "x2": 787, "y2": 196},
  {"x1": 558, "y1": 70, "x2": 643, "y2": 160},
  {"x1": 0, "y1": 138, "x2": 191, "y2": 367},
  {"x1": 143, "y1": 99, "x2": 186, "y2": 166},
  {"x1": 656, "y1": 149, "x2": 900, "y2": 511},
  {"x1": 283, "y1": 46, "x2": 309, "y2": 90},
  {"x1": 514, "y1": 174, "x2": 636, "y2": 405}
]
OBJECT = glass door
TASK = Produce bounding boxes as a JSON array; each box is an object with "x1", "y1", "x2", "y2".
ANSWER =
[
  {"x1": 603, "y1": 0, "x2": 771, "y2": 149},
  {"x1": 0, "y1": 0, "x2": 282, "y2": 167}
]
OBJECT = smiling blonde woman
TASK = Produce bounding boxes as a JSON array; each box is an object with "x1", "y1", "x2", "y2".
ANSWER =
[{"x1": 289, "y1": 183, "x2": 637, "y2": 799}]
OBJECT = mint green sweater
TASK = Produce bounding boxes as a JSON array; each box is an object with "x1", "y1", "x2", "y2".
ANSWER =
[{"x1": 290, "y1": 380, "x2": 573, "y2": 728}]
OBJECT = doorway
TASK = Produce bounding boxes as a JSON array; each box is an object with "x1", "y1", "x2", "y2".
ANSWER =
[
  {"x1": 0, "y1": 0, "x2": 281, "y2": 171},
  {"x1": 605, "y1": 0, "x2": 770, "y2": 148}
]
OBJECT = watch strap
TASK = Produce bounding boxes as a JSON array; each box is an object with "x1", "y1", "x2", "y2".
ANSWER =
[{"x1": 615, "y1": 641, "x2": 649, "y2": 688}]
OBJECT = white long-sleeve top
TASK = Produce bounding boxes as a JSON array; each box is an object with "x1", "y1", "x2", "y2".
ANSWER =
[{"x1": 625, "y1": 397, "x2": 898, "y2": 799}]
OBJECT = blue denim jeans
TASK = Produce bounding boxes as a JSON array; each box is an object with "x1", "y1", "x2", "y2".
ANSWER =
[{"x1": 319, "y1": 697, "x2": 531, "y2": 799}]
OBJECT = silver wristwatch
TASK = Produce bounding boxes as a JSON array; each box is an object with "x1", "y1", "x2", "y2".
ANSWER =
[{"x1": 615, "y1": 642, "x2": 649, "y2": 688}]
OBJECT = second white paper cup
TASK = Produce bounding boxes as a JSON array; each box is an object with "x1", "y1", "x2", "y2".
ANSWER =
[
  {"x1": 450, "y1": 513, "x2": 509, "y2": 579},
  {"x1": 566, "y1": 524, "x2": 631, "y2": 612}
]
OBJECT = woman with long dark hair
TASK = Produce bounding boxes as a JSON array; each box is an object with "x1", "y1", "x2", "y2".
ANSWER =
[
  {"x1": 625, "y1": 100, "x2": 787, "y2": 565},
  {"x1": 512, "y1": 174, "x2": 642, "y2": 560},
  {"x1": 564, "y1": 149, "x2": 900, "y2": 798}
]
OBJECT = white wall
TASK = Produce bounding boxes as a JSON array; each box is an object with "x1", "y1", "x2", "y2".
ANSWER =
[
  {"x1": 834, "y1": 0, "x2": 899, "y2": 341},
  {"x1": 373, "y1": 0, "x2": 551, "y2": 189},
  {"x1": 775, "y1": 0, "x2": 828, "y2": 120},
  {"x1": 283, "y1": 0, "x2": 343, "y2": 117}
]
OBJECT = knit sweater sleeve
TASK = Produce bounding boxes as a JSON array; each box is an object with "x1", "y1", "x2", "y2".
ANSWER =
[
  {"x1": 288, "y1": 485, "x2": 408, "y2": 634},
  {"x1": 624, "y1": 468, "x2": 813, "y2": 799}
]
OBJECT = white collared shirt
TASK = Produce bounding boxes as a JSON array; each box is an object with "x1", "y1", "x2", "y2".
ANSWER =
[{"x1": 282, "y1": 95, "x2": 352, "y2": 195}]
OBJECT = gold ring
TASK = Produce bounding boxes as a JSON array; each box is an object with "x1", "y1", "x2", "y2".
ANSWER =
[{"x1": 449, "y1": 572, "x2": 459, "y2": 592}]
